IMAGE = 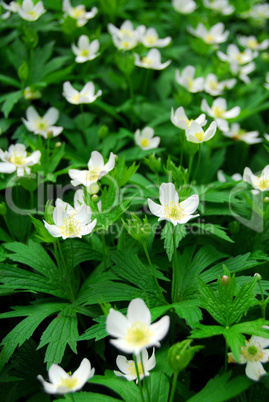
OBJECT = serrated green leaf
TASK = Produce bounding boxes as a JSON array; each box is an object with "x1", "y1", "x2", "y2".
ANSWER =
[
  {"x1": 190, "y1": 324, "x2": 224, "y2": 339},
  {"x1": 223, "y1": 327, "x2": 246, "y2": 362},
  {"x1": 228, "y1": 276, "x2": 257, "y2": 325},
  {"x1": 1, "y1": 90, "x2": 22, "y2": 118},
  {"x1": 190, "y1": 223, "x2": 234, "y2": 243},
  {"x1": 59, "y1": 392, "x2": 121, "y2": 401},
  {"x1": 161, "y1": 222, "x2": 186, "y2": 262},
  {"x1": 174, "y1": 299, "x2": 203, "y2": 327}
]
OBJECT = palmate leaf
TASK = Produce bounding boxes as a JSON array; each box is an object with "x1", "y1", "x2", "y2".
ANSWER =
[
  {"x1": 161, "y1": 222, "x2": 186, "y2": 262},
  {"x1": 0, "y1": 303, "x2": 67, "y2": 370},
  {"x1": 189, "y1": 223, "x2": 234, "y2": 243}
]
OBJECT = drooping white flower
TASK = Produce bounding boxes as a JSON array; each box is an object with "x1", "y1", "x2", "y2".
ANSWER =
[
  {"x1": 201, "y1": 98, "x2": 240, "y2": 131},
  {"x1": 134, "y1": 127, "x2": 160, "y2": 150},
  {"x1": 264, "y1": 73, "x2": 269, "y2": 90},
  {"x1": 108, "y1": 20, "x2": 139, "y2": 51},
  {"x1": 186, "y1": 121, "x2": 217, "y2": 144},
  {"x1": 243, "y1": 165, "x2": 269, "y2": 192},
  {"x1": 69, "y1": 151, "x2": 116, "y2": 187},
  {"x1": 72, "y1": 36, "x2": 100, "y2": 63},
  {"x1": 188, "y1": 22, "x2": 229, "y2": 45},
  {"x1": 171, "y1": 107, "x2": 207, "y2": 130},
  {"x1": 237, "y1": 35, "x2": 269, "y2": 51},
  {"x1": 175, "y1": 65, "x2": 204, "y2": 93},
  {"x1": 37, "y1": 358, "x2": 95, "y2": 394},
  {"x1": 222, "y1": 123, "x2": 262, "y2": 144},
  {"x1": 241, "y1": 4, "x2": 269, "y2": 20},
  {"x1": 23, "y1": 86, "x2": 42, "y2": 100},
  {"x1": 172, "y1": 0, "x2": 196, "y2": 14},
  {"x1": 22, "y1": 106, "x2": 63, "y2": 139},
  {"x1": 137, "y1": 26, "x2": 171, "y2": 48},
  {"x1": 63, "y1": 81, "x2": 102, "y2": 105},
  {"x1": 114, "y1": 348, "x2": 156, "y2": 383},
  {"x1": 17, "y1": 0, "x2": 46, "y2": 21},
  {"x1": 217, "y1": 44, "x2": 258, "y2": 74},
  {"x1": 63, "y1": 0, "x2": 97, "y2": 27},
  {"x1": 217, "y1": 170, "x2": 242, "y2": 183},
  {"x1": 1, "y1": 1, "x2": 19, "y2": 19},
  {"x1": 106, "y1": 298, "x2": 170, "y2": 356},
  {"x1": 134, "y1": 48, "x2": 171, "y2": 70},
  {"x1": 0, "y1": 144, "x2": 41, "y2": 177},
  {"x1": 203, "y1": 0, "x2": 234, "y2": 15},
  {"x1": 148, "y1": 182, "x2": 199, "y2": 226},
  {"x1": 44, "y1": 198, "x2": 97, "y2": 239},
  {"x1": 228, "y1": 328, "x2": 269, "y2": 381},
  {"x1": 204, "y1": 73, "x2": 236, "y2": 96}
]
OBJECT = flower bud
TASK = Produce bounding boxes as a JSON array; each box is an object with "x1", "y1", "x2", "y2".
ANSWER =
[
  {"x1": 122, "y1": 214, "x2": 151, "y2": 243},
  {"x1": 168, "y1": 340, "x2": 203, "y2": 374},
  {"x1": 254, "y1": 273, "x2": 262, "y2": 281},
  {"x1": 264, "y1": 197, "x2": 269, "y2": 204},
  {"x1": 55, "y1": 142, "x2": 62, "y2": 148},
  {"x1": 98, "y1": 125, "x2": 109, "y2": 139},
  {"x1": 87, "y1": 183, "x2": 100, "y2": 195},
  {"x1": 221, "y1": 275, "x2": 230, "y2": 286},
  {"x1": 91, "y1": 194, "x2": 99, "y2": 203}
]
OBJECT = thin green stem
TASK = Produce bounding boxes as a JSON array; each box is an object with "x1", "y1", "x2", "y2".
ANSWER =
[
  {"x1": 133, "y1": 354, "x2": 146, "y2": 402},
  {"x1": 179, "y1": 132, "x2": 185, "y2": 167},
  {"x1": 193, "y1": 144, "x2": 201, "y2": 182},
  {"x1": 57, "y1": 240, "x2": 75, "y2": 303},
  {"x1": 143, "y1": 69, "x2": 151, "y2": 96},
  {"x1": 142, "y1": 242, "x2": 167, "y2": 303},
  {"x1": 140, "y1": 351, "x2": 150, "y2": 402},
  {"x1": 258, "y1": 281, "x2": 266, "y2": 319},
  {"x1": 168, "y1": 371, "x2": 179, "y2": 402},
  {"x1": 172, "y1": 230, "x2": 179, "y2": 303},
  {"x1": 69, "y1": 393, "x2": 75, "y2": 402},
  {"x1": 126, "y1": 73, "x2": 134, "y2": 102},
  {"x1": 224, "y1": 340, "x2": 228, "y2": 372},
  {"x1": 187, "y1": 153, "x2": 194, "y2": 182}
]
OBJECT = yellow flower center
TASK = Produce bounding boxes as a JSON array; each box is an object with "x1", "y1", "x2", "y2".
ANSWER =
[
  {"x1": 59, "y1": 376, "x2": 79, "y2": 389},
  {"x1": 194, "y1": 131, "x2": 205, "y2": 141},
  {"x1": 120, "y1": 29, "x2": 133, "y2": 36},
  {"x1": 59, "y1": 217, "x2": 81, "y2": 237},
  {"x1": 140, "y1": 138, "x2": 150, "y2": 148},
  {"x1": 184, "y1": 118, "x2": 193, "y2": 128},
  {"x1": 145, "y1": 35, "x2": 157, "y2": 45},
  {"x1": 209, "y1": 80, "x2": 219, "y2": 90},
  {"x1": 9, "y1": 153, "x2": 26, "y2": 166},
  {"x1": 212, "y1": 106, "x2": 225, "y2": 118},
  {"x1": 164, "y1": 201, "x2": 185, "y2": 220},
  {"x1": 241, "y1": 341, "x2": 265, "y2": 362},
  {"x1": 247, "y1": 39, "x2": 258, "y2": 49},
  {"x1": 35, "y1": 118, "x2": 49, "y2": 131},
  {"x1": 28, "y1": 10, "x2": 38, "y2": 18},
  {"x1": 127, "y1": 361, "x2": 143, "y2": 377},
  {"x1": 205, "y1": 34, "x2": 214, "y2": 43},
  {"x1": 235, "y1": 52, "x2": 244, "y2": 64},
  {"x1": 80, "y1": 49, "x2": 90, "y2": 57},
  {"x1": 72, "y1": 7, "x2": 85, "y2": 18},
  {"x1": 255, "y1": 176, "x2": 269, "y2": 190},
  {"x1": 187, "y1": 78, "x2": 193, "y2": 90},
  {"x1": 72, "y1": 94, "x2": 82, "y2": 104},
  {"x1": 141, "y1": 57, "x2": 153, "y2": 66},
  {"x1": 125, "y1": 322, "x2": 153, "y2": 347},
  {"x1": 86, "y1": 167, "x2": 101, "y2": 182},
  {"x1": 122, "y1": 41, "x2": 130, "y2": 49}
]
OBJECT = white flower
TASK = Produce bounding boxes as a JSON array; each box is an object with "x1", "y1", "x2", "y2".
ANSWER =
[
  {"x1": 241, "y1": 4, "x2": 269, "y2": 20},
  {"x1": 217, "y1": 44, "x2": 258, "y2": 74},
  {"x1": 172, "y1": 0, "x2": 196, "y2": 14},
  {"x1": 228, "y1": 328, "x2": 269, "y2": 381},
  {"x1": 217, "y1": 170, "x2": 242, "y2": 183},
  {"x1": 264, "y1": 73, "x2": 269, "y2": 90},
  {"x1": 204, "y1": 73, "x2": 236, "y2": 96},
  {"x1": 63, "y1": 0, "x2": 97, "y2": 27},
  {"x1": 22, "y1": 106, "x2": 63, "y2": 139},
  {"x1": 237, "y1": 35, "x2": 269, "y2": 51},
  {"x1": 0, "y1": 144, "x2": 41, "y2": 177},
  {"x1": 264, "y1": 133, "x2": 269, "y2": 142},
  {"x1": 72, "y1": 36, "x2": 100, "y2": 63},
  {"x1": 69, "y1": 151, "x2": 116, "y2": 187},
  {"x1": 188, "y1": 22, "x2": 229, "y2": 45},
  {"x1": 44, "y1": 198, "x2": 97, "y2": 239},
  {"x1": 171, "y1": 106, "x2": 207, "y2": 130},
  {"x1": 203, "y1": 0, "x2": 234, "y2": 15},
  {"x1": 201, "y1": 98, "x2": 240, "y2": 131},
  {"x1": 37, "y1": 358, "x2": 95, "y2": 394},
  {"x1": 243, "y1": 165, "x2": 269, "y2": 192},
  {"x1": 239, "y1": 62, "x2": 256, "y2": 84},
  {"x1": 137, "y1": 26, "x2": 171, "y2": 48},
  {"x1": 175, "y1": 65, "x2": 204, "y2": 93},
  {"x1": 134, "y1": 127, "x2": 160, "y2": 150},
  {"x1": 148, "y1": 182, "x2": 199, "y2": 226},
  {"x1": 23, "y1": 86, "x2": 42, "y2": 100},
  {"x1": 17, "y1": 0, "x2": 46, "y2": 21},
  {"x1": 222, "y1": 123, "x2": 262, "y2": 144},
  {"x1": 134, "y1": 48, "x2": 171, "y2": 70},
  {"x1": 108, "y1": 20, "x2": 139, "y2": 51},
  {"x1": 114, "y1": 348, "x2": 156, "y2": 383},
  {"x1": 63, "y1": 81, "x2": 102, "y2": 105},
  {"x1": 1, "y1": 1, "x2": 19, "y2": 19},
  {"x1": 106, "y1": 298, "x2": 170, "y2": 356},
  {"x1": 186, "y1": 121, "x2": 217, "y2": 144}
]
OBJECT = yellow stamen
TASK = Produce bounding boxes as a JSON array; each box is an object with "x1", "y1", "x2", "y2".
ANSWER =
[
  {"x1": 145, "y1": 35, "x2": 157, "y2": 45},
  {"x1": 255, "y1": 176, "x2": 269, "y2": 190},
  {"x1": 212, "y1": 106, "x2": 225, "y2": 118},
  {"x1": 72, "y1": 94, "x2": 82, "y2": 104},
  {"x1": 9, "y1": 153, "x2": 26, "y2": 166},
  {"x1": 80, "y1": 49, "x2": 90, "y2": 57},
  {"x1": 164, "y1": 201, "x2": 185, "y2": 220},
  {"x1": 184, "y1": 118, "x2": 193, "y2": 128},
  {"x1": 72, "y1": 7, "x2": 85, "y2": 18},
  {"x1": 59, "y1": 217, "x2": 81, "y2": 237},
  {"x1": 122, "y1": 41, "x2": 130, "y2": 49},
  {"x1": 141, "y1": 57, "x2": 152, "y2": 66},
  {"x1": 140, "y1": 138, "x2": 150, "y2": 148},
  {"x1": 209, "y1": 80, "x2": 219, "y2": 90},
  {"x1": 194, "y1": 131, "x2": 205, "y2": 141},
  {"x1": 247, "y1": 39, "x2": 258, "y2": 49},
  {"x1": 86, "y1": 167, "x2": 101, "y2": 182},
  {"x1": 28, "y1": 10, "x2": 38, "y2": 18},
  {"x1": 205, "y1": 34, "x2": 214, "y2": 43},
  {"x1": 125, "y1": 322, "x2": 153, "y2": 347},
  {"x1": 127, "y1": 361, "x2": 143, "y2": 376},
  {"x1": 187, "y1": 78, "x2": 193, "y2": 90},
  {"x1": 59, "y1": 376, "x2": 79, "y2": 389}
]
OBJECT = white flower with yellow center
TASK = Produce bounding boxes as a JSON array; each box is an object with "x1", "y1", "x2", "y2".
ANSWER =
[
  {"x1": 241, "y1": 4, "x2": 269, "y2": 20},
  {"x1": 1, "y1": 1, "x2": 19, "y2": 19},
  {"x1": 222, "y1": 123, "x2": 262, "y2": 144},
  {"x1": 228, "y1": 328, "x2": 269, "y2": 381},
  {"x1": 106, "y1": 298, "x2": 170, "y2": 356},
  {"x1": 148, "y1": 182, "x2": 199, "y2": 226},
  {"x1": 22, "y1": 106, "x2": 63, "y2": 139},
  {"x1": 175, "y1": 65, "x2": 204, "y2": 93},
  {"x1": 137, "y1": 26, "x2": 171, "y2": 48},
  {"x1": 44, "y1": 198, "x2": 96, "y2": 239},
  {"x1": 37, "y1": 358, "x2": 94, "y2": 394},
  {"x1": 188, "y1": 22, "x2": 229, "y2": 45},
  {"x1": 237, "y1": 35, "x2": 269, "y2": 51},
  {"x1": 63, "y1": 81, "x2": 102, "y2": 105},
  {"x1": 203, "y1": 0, "x2": 234, "y2": 15},
  {"x1": 134, "y1": 48, "x2": 171, "y2": 70},
  {"x1": 201, "y1": 98, "x2": 240, "y2": 132},
  {"x1": 17, "y1": 0, "x2": 46, "y2": 21},
  {"x1": 204, "y1": 73, "x2": 236, "y2": 96},
  {"x1": 134, "y1": 127, "x2": 160, "y2": 150},
  {"x1": 63, "y1": 0, "x2": 97, "y2": 27},
  {"x1": 72, "y1": 35, "x2": 100, "y2": 63},
  {"x1": 171, "y1": 106, "x2": 207, "y2": 130},
  {"x1": 108, "y1": 20, "x2": 139, "y2": 51},
  {"x1": 172, "y1": 0, "x2": 196, "y2": 14},
  {"x1": 0, "y1": 143, "x2": 41, "y2": 177},
  {"x1": 114, "y1": 348, "x2": 156, "y2": 383},
  {"x1": 69, "y1": 151, "x2": 116, "y2": 187},
  {"x1": 217, "y1": 44, "x2": 258, "y2": 74},
  {"x1": 186, "y1": 121, "x2": 217, "y2": 144},
  {"x1": 243, "y1": 165, "x2": 269, "y2": 192}
]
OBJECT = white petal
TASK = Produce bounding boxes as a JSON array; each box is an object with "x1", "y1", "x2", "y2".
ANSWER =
[
  {"x1": 88, "y1": 151, "x2": 104, "y2": 169},
  {"x1": 180, "y1": 194, "x2": 199, "y2": 214},
  {"x1": 245, "y1": 361, "x2": 266, "y2": 381},
  {"x1": 148, "y1": 198, "x2": 165, "y2": 218},
  {"x1": 43, "y1": 222, "x2": 62, "y2": 238},
  {"x1": 243, "y1": 167, "x2": 254, "y2": 185},
  {"x1": 0, "y1": 162, "x2": 16, "y2": 173},
  {"x1": 159, "y1": 182, "x2": 179, "y2": 205},
  {"x1": 150, "y1": 315, "x2": 170, "y2": 342},
  {"x1": 43, "y1": 108, "x2": 59, "y2": 125},
  {"x1": 48, "y1": 364, "x2": 68, "y2": 384},
  {"x1": 141, "y1": 127, "x2": 154, "y2": 139},
  {"x1": 224, "y1": 106, "x2": 240, "y2": 119},
  {"x1": 145, "y1": 348, "x2": 156, "y2": 371},
  {"x1": 37, "y1": 375, "x2": 58, "y2": 394},
  {"x1": 103, "y1": 152, "x2": 116, "y2": 172},
  {"x1": 106, "y1": 309, "x2": 130, "y2": 338},
  {"x1": 116, "y1": 355, "x2": 130, "y2": 374},
  {"x1": 75, "y1": 204, "x2": 92, "y2": 224},
  {"x1": 26, "y1": 106, "x2": 40, "y2": 122},
  {"x1": 63, "y1": 81, "x2": 78, "y2": 97},
  {"x1": 127, "y1": 298, "x2": 151, "y2": 325},
  {"x1": 72, "y1": 358, "x2": 94, "y2": 386}
]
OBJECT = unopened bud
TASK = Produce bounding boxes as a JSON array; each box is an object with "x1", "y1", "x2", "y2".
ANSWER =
[
  {"x1": 91, "y1": 194, "x2": 99, "y2": 203},
  {"x1": 221, "y1": 275, "x2": 230, "y2": 286},
  {"x1": 264, "y1": 197, "x2": 269, "y2": 203},
  {"x1": 87, "y1": 183, "x2": 100, "y2": 195},
  {"x1": 55, "y1": 142, "x2": 62, "y2": 148},
  {"x1": 254, "y1": 273, "x2": 262, "y2": 281},
  {"x1": 168, "y1": 340, "x2": 202, "y2": 374}
]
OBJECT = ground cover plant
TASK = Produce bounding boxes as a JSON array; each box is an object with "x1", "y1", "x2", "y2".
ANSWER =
[{"x1": 0, "y1": 0, "x2": 269, "y2": 400}]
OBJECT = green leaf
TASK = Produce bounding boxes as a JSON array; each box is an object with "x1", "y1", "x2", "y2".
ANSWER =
[
  {"x1": 30, "y1": 215, "x2": 57, "y2": 243},
  {"x1": 59, "y1": 392, "x2": 121, "y2": 401},
  {"x1": 174, "y1": 299, "x2": 203, "y2": 327},
  {"x1": 161, "y1": 222, "x2": 186, "y2": 262},
  {"x1": 190, "y1": 223, "x2": 234, "y2": 243},
  {"x1": 0, "y1": 74, "x2": 21, "y2": 88},
  {"x1": 190, "y1": 324, "x2": 225, "y2": 339},
  {"x1": 1, "y1": 90, "x2": 22, "y2": 118}
]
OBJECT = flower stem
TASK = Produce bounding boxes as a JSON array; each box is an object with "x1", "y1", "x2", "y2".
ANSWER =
[
  {"x1": 57, "y1": 239, "x2": 75, "y2": 303},
  {"x1": 258, "y1": 281, "x2": 266, "y2": 319},
  {"x1": 126, "y1": 72, "x2": 134, "y2": 102},
  {"x1": 224, "y1": 339, "x2": 228, "y2": 372},
  {"x1": 172, "y1": 229, "x2": 179, "y2": 303},
  {"x1": 69, "y1": 394, "x2": 75, "y2": 402},
  {"x1": 140, "y1": 351, "x2": 150, "y2": 401},
  {"x1": 168, "y1": 371, "x2": 179, "y2": 402},
  {"x1": 187, "y1": 153, "x2": 194, "y2": 182},
  {"x1": 193, "y1": 144, "x2": 201, "y2": 182},
  {"x1": 133, "y1": 354, "x2": 146, "y2": 402}
]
